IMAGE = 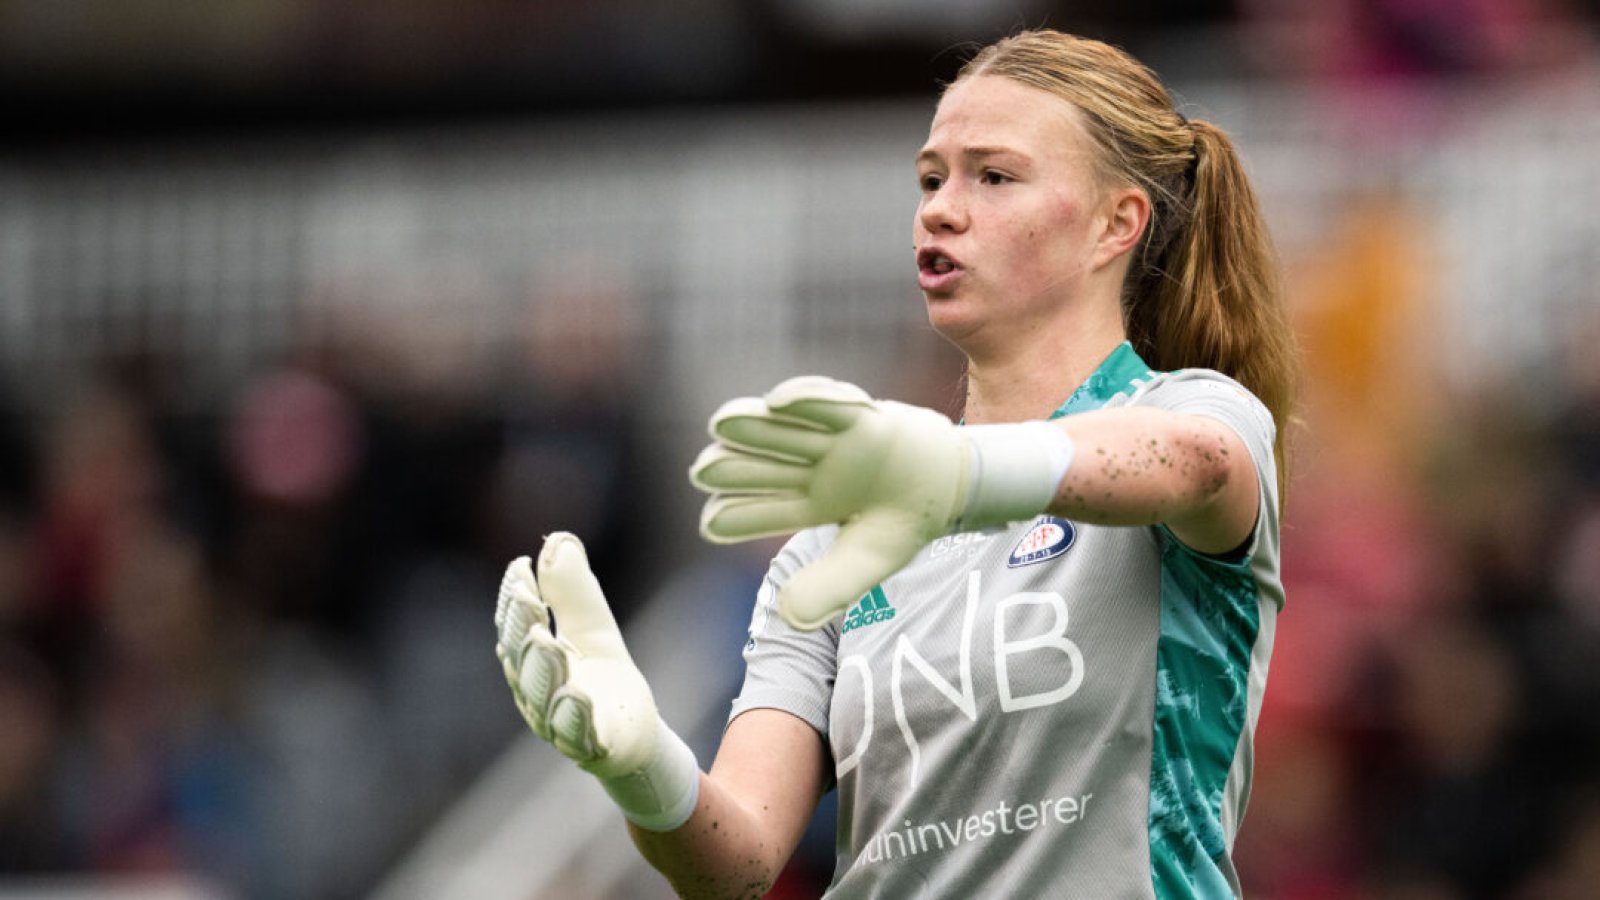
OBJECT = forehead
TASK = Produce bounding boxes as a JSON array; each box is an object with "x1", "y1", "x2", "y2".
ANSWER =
[{"x1": 922, "y1": 75, "x2": 1091, "y2": 162}]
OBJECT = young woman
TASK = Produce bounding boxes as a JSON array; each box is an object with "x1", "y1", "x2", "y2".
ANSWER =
[{"x1": 495, "y1": 29, "x2": 1298, "y2": 898}]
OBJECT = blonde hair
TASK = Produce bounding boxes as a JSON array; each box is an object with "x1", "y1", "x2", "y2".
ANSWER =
[{"x1": 955, "y1": 30, "x2": 1299, "y2": 496}]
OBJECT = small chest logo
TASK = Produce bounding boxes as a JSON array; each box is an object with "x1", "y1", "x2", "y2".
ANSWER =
[
  {"x1": 841, "y1": 585, "x2": 897, "y2": 634},
  {"x1": 1007, "y1": 517, "x2": 1076, "y2": 568}
]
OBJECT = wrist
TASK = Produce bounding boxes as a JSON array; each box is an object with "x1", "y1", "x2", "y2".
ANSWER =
[
  {"x1": 597, "y1": 717, "x2": 701, "y2": 832},
  {"x1": 957, "y1": 421, "x2": 1076, "y2": 529}
]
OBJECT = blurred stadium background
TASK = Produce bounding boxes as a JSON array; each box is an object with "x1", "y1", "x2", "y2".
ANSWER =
[{"x1": 2, "y1": 2, "x2": 1600, "y2": 898}]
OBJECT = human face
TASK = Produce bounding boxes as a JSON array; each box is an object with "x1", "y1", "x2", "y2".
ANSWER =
[{"x1": 914, "y1": 75, "x2": 1112, "y2": 354}]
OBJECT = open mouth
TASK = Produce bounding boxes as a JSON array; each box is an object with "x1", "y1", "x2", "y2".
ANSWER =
[
  {"x1": 917, "y1": 247, "x2": 962, "y2": 277},
  {"x1": 917, "y1": 247, "x2": 964, "y2": 292}
]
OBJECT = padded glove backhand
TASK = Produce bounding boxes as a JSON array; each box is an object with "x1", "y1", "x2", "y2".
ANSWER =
[
  {"x1": 690, "y1": 376, "x2": 1075, "y2": 631},
  {"x1": 495, "y1": 532, "x2": 698, "y2": 831},
  {"x1": 690, "y1": 376, "x2": 967, "y2": 630}
]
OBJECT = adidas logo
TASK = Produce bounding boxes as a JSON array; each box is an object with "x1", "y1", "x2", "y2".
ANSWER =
[{"x1": 842, "y1": 585, "x2": 896, "y2": 634}]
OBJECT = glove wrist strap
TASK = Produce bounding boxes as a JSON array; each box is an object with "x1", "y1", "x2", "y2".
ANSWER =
[
  {"x1": 958, "y1": 421, "x2": 1076, "y2": 529},
  {"x1": 599, "y1": 718, "x2": 701, "y2": 832}
]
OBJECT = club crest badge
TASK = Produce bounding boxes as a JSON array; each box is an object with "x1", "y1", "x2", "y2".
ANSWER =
[{"x1": 1007, "y1": 517, "x2": 1076, "y2": 568}]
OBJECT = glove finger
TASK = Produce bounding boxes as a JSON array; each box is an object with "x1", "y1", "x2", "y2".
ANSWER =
[
  {"x1": 699, "y1": 494, "x2": 829, "y2": 544},
  {"x1": 537, "y1": 533, "x2": 629, "y2": 660},
  {"x1": 494, "y1": 556, "x2": 525, "y2": 629},
  {"x1": 550, "y1": 690, "x2": 602, "y2": 764},
  {"x1": 495, "y1": 556, "x2": 549, "y2": 647},
  {"x1": 514, "y1": 633, "x2": 569, "y2": 740},
  {"x1": 709, "y1": 400, "x2": 835, "y2": 463},
  {"x1": 505, "y1": 655, "x2": 553, "y2": 741},
  {"x1": 763, "y1": 376, "x2": 873, "y2": 432},
  {"x1": 777, "y1": 511, "x2": 927, "y2": 630},
  {"x1": 519, "y1": 630, "x2": 569, "y2": 705},
  {"x1": 689, "y1": 444, "x2": 813, "y2": 493}
]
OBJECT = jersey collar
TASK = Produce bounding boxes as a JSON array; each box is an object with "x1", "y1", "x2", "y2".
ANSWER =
[{"x1": 1047, "y1": 341, "x2": 1155, "y2": 419}]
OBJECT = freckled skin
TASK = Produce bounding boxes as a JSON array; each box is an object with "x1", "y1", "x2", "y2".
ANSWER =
[
  {"x1": 1046, "y1": 407, "x2": 1258, "y2": 555},
  {"x1": 629, "y1": 711, "x2": 827, "y2": 900}
]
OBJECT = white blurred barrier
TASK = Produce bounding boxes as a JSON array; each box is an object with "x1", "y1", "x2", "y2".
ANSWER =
[
  {"x1": 0, "y1": 877, "x2": 230, "y2": 900},
  {"x1": 367, "y1": 738, "x2": 660, "y2": 900}
]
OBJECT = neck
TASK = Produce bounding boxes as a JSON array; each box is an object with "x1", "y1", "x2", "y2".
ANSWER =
[{"x1": 960, "y1": 307, "x2": 1127, "y2": 425}]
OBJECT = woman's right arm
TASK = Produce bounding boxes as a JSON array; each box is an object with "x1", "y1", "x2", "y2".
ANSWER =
[
  {"x1": 495, "y1": 533, "x2": 830, "y2": 898},
  {"x1": 631, "y1": 708, "x2": 831, "y2": 900}
]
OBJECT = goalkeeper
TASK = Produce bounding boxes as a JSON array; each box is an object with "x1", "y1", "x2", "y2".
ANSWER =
[{"x1": 495, "y1": 29, "x2": 1298, "y2": 899}]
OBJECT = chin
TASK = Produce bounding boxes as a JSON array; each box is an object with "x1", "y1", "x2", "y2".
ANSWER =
[{"x1": 925, "y1": 302, "x2": 981, "y2": 349}]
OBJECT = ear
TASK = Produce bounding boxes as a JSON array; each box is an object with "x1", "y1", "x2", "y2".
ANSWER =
[{"x1": 1089, "y1": 187, "x2": 1149, "y2": 271}]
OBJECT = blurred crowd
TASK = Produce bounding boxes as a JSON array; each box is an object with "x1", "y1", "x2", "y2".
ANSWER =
[
  {"x1": 1227, "y1": 221, "x2": 1600, "y2": 899},
  {"x1": 0, "y1": 283, "x2": 662, "y2": 897}
]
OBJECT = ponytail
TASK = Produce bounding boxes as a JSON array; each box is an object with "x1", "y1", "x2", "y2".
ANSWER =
[{"x1": 1133, "y1": 120, "x2": 1298, "y2": 500}]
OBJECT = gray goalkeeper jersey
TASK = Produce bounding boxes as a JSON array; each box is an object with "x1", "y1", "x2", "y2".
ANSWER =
[{"x1": 728, "y1": 343, "x2": 1283, "y2": 899}]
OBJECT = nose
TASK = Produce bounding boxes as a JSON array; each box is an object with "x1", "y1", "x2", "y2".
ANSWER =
[{"x1": 917, "y1": 181, "x2": 967, "y2": 235}]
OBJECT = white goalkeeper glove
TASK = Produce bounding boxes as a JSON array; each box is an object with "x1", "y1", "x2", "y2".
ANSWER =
[
  {"x1": 494, "y1": 532, "x2": 699, "y2": 832},
  {"x1": 689, "y1": 376, "x2": 1075, "y2": 630}
]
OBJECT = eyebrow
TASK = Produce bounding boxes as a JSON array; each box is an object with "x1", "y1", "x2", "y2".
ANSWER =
[{"x1": 914, "y1": 146, "x2": 1029, "y2": 166}]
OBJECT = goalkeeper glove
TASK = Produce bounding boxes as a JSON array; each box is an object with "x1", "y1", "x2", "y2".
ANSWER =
[
  {"x1": 689, "y1": 376, "x2": 1075, "y2": 630},
  {"x1": 494, "y1": 532, "x2": 699, "y2": 831}
]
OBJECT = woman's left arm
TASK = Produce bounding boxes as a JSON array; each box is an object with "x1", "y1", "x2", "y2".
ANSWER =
[
  {"x1": 691, "y1": 376, "x2": 1266, "y2": 631},
  {"x1": 1049, "y1": 407, "x2": 1259, "y2": 554}
]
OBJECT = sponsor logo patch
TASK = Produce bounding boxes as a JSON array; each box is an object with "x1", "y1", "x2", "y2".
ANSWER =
[{"x1": 1007, "y1": 517, "x2": 1076, "y2": 568}]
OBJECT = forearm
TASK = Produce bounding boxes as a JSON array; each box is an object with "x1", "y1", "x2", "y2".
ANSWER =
[
  {"x1": 628, "y1": 772, "x2": 790, "y2": 900},
  {"x1": 627, "y1": 709, "x2": 825, "y2": 900},
  {"x1": 496, "y1": 536, "x2": 773, "y2": 896},
  {"x1": 1046, "y1": 408, "x2": 1244, "y2": 535}
]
